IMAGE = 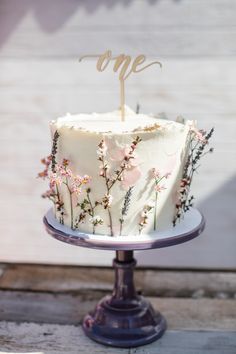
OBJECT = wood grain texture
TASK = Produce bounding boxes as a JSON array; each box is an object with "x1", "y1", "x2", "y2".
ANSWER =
[
  {"x1": 0, "y1": 265, "x2": 235, "y2": 298},
  {"x1": 1, "y1": 0, "x2": 236, "y2": 29},
  {"x1": 0, "y1": 264, "x2": 235, "y2": 353},
  {"x1": 0, "y1": 321, "x2": 235, "y2": 354},
  {"x1": 1, "y1": 60, "x2": 236, "y2": 116},
  {"x1": 0, "y1": 290, "x2": 236, "y2": 330},
  {"x1": 132, "y1": 331, "x2": 236, "y2": 354},
  {"x1": 0, "y1": 321, "x2": 127, "y2": 354},
  {"x1": 1, "y1": 30, "x2": 236, "y2": 58},
  {"x1": 0, "y1": 0, "x2": 236, "y2": 268},
  {"x1": 1, "y1": 0, "x2": 236, "y2": 58}
]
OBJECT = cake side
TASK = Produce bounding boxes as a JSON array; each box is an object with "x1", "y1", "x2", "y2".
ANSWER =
[{"x1": 38, "y1": 107, "x2": 213, "y2": 237}]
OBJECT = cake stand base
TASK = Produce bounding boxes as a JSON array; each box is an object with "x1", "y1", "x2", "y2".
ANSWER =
[
  {"x1": 82, "y1": 250, "x2": 166, "y2": 348},
  {"x1": 44, "y1": 208, "x2": 205, "y2": 348}
]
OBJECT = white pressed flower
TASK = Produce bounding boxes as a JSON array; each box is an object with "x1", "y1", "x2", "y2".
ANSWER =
[
  {"x1": 141, "y1": 210, "x2": 148, "y2": 218},
  {"x1": 102, "y1": 193, "x2": 113, "y2": 208},
  {"x1": 90, "y1": 215, "x2": 104, "y2": 226},
  {"x1": 145, "y1": 201, "x2": 155, "y2": 210}
]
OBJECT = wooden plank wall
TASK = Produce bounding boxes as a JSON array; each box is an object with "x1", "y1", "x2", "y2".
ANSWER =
[{"x1": 0, "y1": 0, "x2": 235, "y2": 268}]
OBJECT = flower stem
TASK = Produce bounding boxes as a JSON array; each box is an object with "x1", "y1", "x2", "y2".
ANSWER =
[
  {"x1": 119, "y1": 220, "x2": 124, "y2": 236},
  {"x1": 86, "y1": 191, "x2": 95, "y2": 234},
  {"x1": 70, "y1": 191, "x2": 73, "y2": 229},
  {"x1": 154, "y1": 191, "x2": 158, "y2": 231},
  {"x1": 153, "y1": 176, "x2": 165, "y2": 231},
  {"x1": 65, "y1": 177, "x2": 73, "y2": 229},
  {"x1": 101, "y1": 156, "x2": 114, "y2": 236},
  {"x1": 55, "y1": 184, "x2": 64, "y2": 224}
]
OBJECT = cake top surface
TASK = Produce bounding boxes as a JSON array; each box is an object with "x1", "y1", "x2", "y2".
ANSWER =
[{"x1": 51, "y1": 105, "x2": 185, "y2": 134}]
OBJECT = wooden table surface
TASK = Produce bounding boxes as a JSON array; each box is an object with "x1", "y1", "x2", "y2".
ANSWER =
[
  {"x1": 1, "y1": 0, "x2": 236, "y2": 270},
  {"x1": 0, "y1": 264, "x2": 235, "y2": 353}
]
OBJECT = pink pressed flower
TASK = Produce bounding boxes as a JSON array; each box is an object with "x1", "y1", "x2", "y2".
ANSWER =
[
  {"x1": 58, "y1": 166, "x2": 66, "y2": 175},
  {"x1": 151, "y1": 168, "x2": 171, "y2": 180},
  {"x1": 74, "y1": 175, "x2": 83, "y2": 184},
  {"x1": 110, "y1": 146, "x2": 127, "y2": 161},
  {"x1": 164, "y1": 172, "x2": 171, "y2": 179},
  {"x1": 151, "y1": 168, "x2": 160, "y2": 179},
  {"x1": 180, "y1": 178, "x2": 190, "y2": 188},
  {"x1": 62, "y1": 159, "x2": 69, "y2": 167},
  {"x1": 38, "y1": 170, "x2": 48, "y2": 179},
  {"x1": 70, "y1": 183, "x2": 81, "y2": 195},
  {"x1": 155, "y1": 184, "x2": 166, "y2": 193},
  {"x1": 59, "y1": 166, "x2": 72, "y2": 178},
  {"x1": 49, "y1": 173, "x2": 62, "y2": 188},
  {"x1": 110, "y1": 146, "x2": 139, "y2": 167},
  {"x1": 38, "y1": 155, "x2": 52, "y2": 179},
  {"x1": 82, "y1": 175, "x2": 91, "y2": 184},
  {"x1": 195, "y1": 130, "x2": 207, "y2": 143},
  {"x1": 99, "y1": 168, "x2": 105, "y2": 177},
  {"x1": 121, "y1": 166, "x2": 142, "y2": 190},
  {"x1": 189, "y1": 122, "x2": 207, "y2": 144},
  {"x1": 65, "y1": 168, "x2": 72, "y2": 178},
  {"x1": 41, "y1": 156, "x2": 51, "y2": 166},
  {"x1": 42, "y1": 189, "x2": 54, "y2": 199}
]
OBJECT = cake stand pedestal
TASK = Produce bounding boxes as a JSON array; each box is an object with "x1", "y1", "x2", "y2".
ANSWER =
[{"x1": 43, "y1": 208, "x2": 205, "y2": 348}]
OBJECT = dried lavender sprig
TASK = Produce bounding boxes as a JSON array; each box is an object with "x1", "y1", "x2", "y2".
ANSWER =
[
  {"x1": 119, "y1": 187, "x2": 134, "y2": 235},
  {"x1": 51, "y1": 130, "x2": 59, "y2": 173},
  {"x1": 173, "y1": 127, "x2": 214, "y2": 226},
  {"x1": 192, "y1": 128, "x2": 214, "y2": 166},
  {"x1": 122, "y1": 187, "x2": 133, "y2": 216}
]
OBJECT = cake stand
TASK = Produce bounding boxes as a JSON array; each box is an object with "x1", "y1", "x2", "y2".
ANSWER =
[{"x1": 43, "y1": 208, "x2": 205, "y2": 348}]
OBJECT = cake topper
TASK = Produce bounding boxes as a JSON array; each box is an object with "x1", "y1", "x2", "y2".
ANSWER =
[{"x1": 79, "y1": 50, "x2": 162, "y2": 121}]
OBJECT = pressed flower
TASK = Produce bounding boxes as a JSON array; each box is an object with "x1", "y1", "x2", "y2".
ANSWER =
[
  {"x1": 59, "y1": 166, "x2": 73, "y2": 178},
  {"x1": 82, "y1": 175, "x2": 91, "y2": 184},
  {"x1": 154, "y1": 184, "x2": 166, "y2": 193},
  {"x1": 42, "y1": 189, "x2": 54, "y2": 199},
  {"x1": 146, "y1": 201, "x2": 155, "y2": 209},
  {"x1": 49, "y1": 173, "x2": 62, "y2": 189},
  {"x1": 39, "y1": 154, "x2": 92, "y2": 229},
  {"x1": 164, "y1": 172, "x2": 171, "y2": 179},
  {"x1": 70, "y1": 183, "x2": 82, "y2": 195},
  {"x1": 38, "y1": 170, "x2": 48, "y2": 179},
  {"x1": 151, "y1": 168, "x2": 160, "y2": 179},
  {"x1": 97, "y1": 136, "x2": 142, "y2": 236},
  {"x1": 121, "y1": 167, "x2": 141, "y2": 190},
  {"x1": 89, "y1": 215, "x2": 104, "y2": 226},
  {"x1": 139, "y1": 201, "x2": 155, "y2": 234},
  {"x1": 38, "y1": 155, "x2": 52, "y2": 179},
  {"x1": 173, "y1": 126, "x2": 214, "y2": 226},
  {"x1": 147, "y1": 168, "x2": 171, "y2": 231},
  {"x1": 74, "y1": 175, "x2": 83, "y2": 184},
  {"x1": 62, "y1": 158, "x2": 69, "y2": 167},
  {"x1": 97, "y1": 140, "x2": 107, "y2": 157},
  {"x1": 102, "y1": 193, "x2": 113, "y2": 208}
]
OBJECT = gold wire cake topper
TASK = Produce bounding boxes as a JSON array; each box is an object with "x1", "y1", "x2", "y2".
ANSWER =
[{"x1": 79, "y1": 50, "x2": 162, "y2": 122}]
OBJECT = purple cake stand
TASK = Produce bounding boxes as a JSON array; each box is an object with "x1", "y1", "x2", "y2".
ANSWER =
[{"x1": 43, "y1": 208, "x2": 205, "y2": 348}]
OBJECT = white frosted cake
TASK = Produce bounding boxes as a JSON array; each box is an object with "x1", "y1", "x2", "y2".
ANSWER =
[{"x1": 39, "y1": 106, "x2": 213, "y2": 237}]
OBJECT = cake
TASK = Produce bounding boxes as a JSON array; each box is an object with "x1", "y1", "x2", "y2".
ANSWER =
[{"x1": 39, "y1": 106, "x2": 213, "y2": 237}]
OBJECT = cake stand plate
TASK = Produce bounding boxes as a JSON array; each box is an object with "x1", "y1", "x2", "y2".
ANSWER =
[
  {"x1": 43, "y1": 208, "x2": 205, "y2": 348},
  {"x1": 44, "y1": 207, "x2": 204, "y2": 251}
]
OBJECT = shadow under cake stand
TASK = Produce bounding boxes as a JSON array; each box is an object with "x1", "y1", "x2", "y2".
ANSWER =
[{"x1": 43, "y1": 208, "x2": 205, "y2": 348}]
